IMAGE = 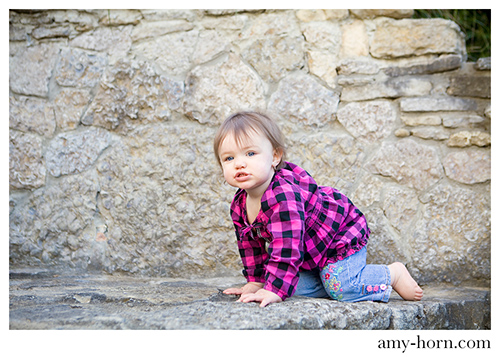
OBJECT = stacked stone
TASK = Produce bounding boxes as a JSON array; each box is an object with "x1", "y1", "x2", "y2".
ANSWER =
[{"x1": 9, "y1": 9, "x2": 490, "y2": 286}]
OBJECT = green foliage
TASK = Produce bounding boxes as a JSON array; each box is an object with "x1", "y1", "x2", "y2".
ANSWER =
[{"x1": 413, "y1": 9, "x2": 491, "y2": 62}]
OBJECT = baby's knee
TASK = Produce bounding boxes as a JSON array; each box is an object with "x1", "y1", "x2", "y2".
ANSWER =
[{"x1": 320, "y1": 265, "x2": 348, "y2": 301}]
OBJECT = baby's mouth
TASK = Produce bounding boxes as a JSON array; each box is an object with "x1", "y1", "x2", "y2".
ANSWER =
[{"x1": 235, "y1": 171, "x2": 249, "y2": 179}]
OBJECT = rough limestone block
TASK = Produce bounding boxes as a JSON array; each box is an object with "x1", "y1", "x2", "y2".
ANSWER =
[
  {"x1": 442, "y1": 149, "x2": 490, "y2": 184},
  {"x1": 401, "y1": 96, "x2": 477, "y2": 112},
  {"x1": 140, "y1": 9, "x2": 198, "y2": 22},
  {"x1": 31, "y1": 25, "x2": 72, "y2": 40},
  {"x1": 9, "y1": 96, "x2": 56, "y2": 137},
  {"x1": 240, "y1": 11, "x2": 302, "y2": 39},
  {"x1": 45, "y1": 128, "x2": 111, "y2": 177},
  {"x1": 363, "y1": 208, "x2": 410, "y2": 268},
  {"x1": 370, "y1": 18, "x2": 465, "y2": 59},
  {"x1": 382, "y1": 185, "x2": 419, "y2": 234},
  {"x1": 351, "y1": 173, "x2": 384, "y2": 209},
  {"x1": 394, "y1": 128, "x2": 410, "y2": 138},
  {"x1": 474, "y1": 57, "x2": 491, "y2": 71},
  {"x1": 9, "y1": 169, "x2": 100, "y2": 268},
  {"x1": 201, "y1": 14, "x2": 248, "y2": 30},
  {"x1": 268, "y1": 73, "x2": 339, "y2": 130},
  {"x1": 401, "y1": 114, "x2": 442, "y2": 126},
  {"x1": 340, "y1": 19, "x2": 369, "y2": 58},
  {"x1": 412, "y1": 184, "x2": 490, "y2": 283},
  {"x1": 384, "y1": 54, "x2": 462, "y2": 76},
  {"x1": 296, "y1": 9, "x2": 349, "y2": 22},
  {"x1": 470, "y1": 132, "x2": 491, "y2": 147},
  {"x1": 447, "y1": 131, "x2": 491, "y2": 147},
  {"x1": 301, "y1": 21, "x2": 341, "y2": 53},
  {"x1": 55, "y1": 47, "x2": 107, "y2": 88},
  {"x1": 9, "y1": 43, "x2": 59, "y2": 97},
  {"x1": 341, "y1": 77, "x2": 432, "y2": 101},
  {"x1": 82, "y1": 59, "x2": 182, "y2": 133},
  {"x1": 132, "y1": 29, "x2": 198, "y2": 76},
  {"x1": 9, "y1": 24, "x2": 30, "y2": 41},
  {"x1": 447, "y1": 75, "x2": 491, "y2": 98},
  {"x1": 70, "y1": 25, "x2": 133, "y2": 61},
  {"x1": 242, "y1": 36, "x2": 305, "y2": 82},
  {"x1": 53, "y1": 88, "x2": 92, "y2": 131},
  {"x1": 9, "y1": 130, "x2": 46, "y2": 190},
  {"x1": 286, "y1": 132, "x2": 365, "y2": 195},
  {"x1": 183, "y1": 53, "x2": 266, "y2": 126},
  {"x1": 306, "y1": 50, "x2": 337, "y2": 88},
  {"x1": 484, "y1": 105, "x2": 491, "y2": 119},
  {"x1": 365, "y1": 138, "x2": 443, "y2": 191},
  {"x1": 96, "y1": 9, "x2": 142, "y2": 26},
  {"x1": 131, "y1": 20, "x2": 195, "y2": 42},
  {"x1": 410, "y1": 127, "x2": 450, "y2": 141},
  {"x1": 192, "y1": 30, "x2": 238, "y2": 65},
  {"x1": 337, "y1": 100, "x2": 396, "y2": 142},
  {"x1": 337, "y1": 59, "x2": 379, "y2": 75},
  {"x1": 442, "y1": 114, "x2": 485, "y2": 128},
  {"x1": 350, "y1": 9, "x2": 414, "y2": 19}
]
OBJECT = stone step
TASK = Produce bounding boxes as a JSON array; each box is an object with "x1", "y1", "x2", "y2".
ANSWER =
[{"x1": 9, "y1": 270, "x2": 490, "y2": 330}]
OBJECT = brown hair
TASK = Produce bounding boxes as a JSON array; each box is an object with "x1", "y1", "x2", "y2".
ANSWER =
[{"x1": 213, "y1": 111, "x2": 287, "y2": 169}]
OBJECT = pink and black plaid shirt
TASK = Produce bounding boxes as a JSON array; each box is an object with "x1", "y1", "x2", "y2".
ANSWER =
[{"x1": 230, "y1": 162, "x2": 370, "y2": 301}]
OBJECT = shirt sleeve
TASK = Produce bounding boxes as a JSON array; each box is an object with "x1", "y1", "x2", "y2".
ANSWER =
[
  {"x1": 236, "y1": 229, "x2": 268, "y2": 284},
  {"x1": 262, "y1": 187, "x2": 305, "y2": 301}
]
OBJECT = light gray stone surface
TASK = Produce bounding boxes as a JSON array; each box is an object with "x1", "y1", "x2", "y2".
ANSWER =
[
  {"x1": 9, "y1": 43, "x2": 59, "y2": 96},
  {"x1": 442, "y1": 149, "x2": 491, "y2": 184},
  {"x1": 9, "y1": 130, "x2": 46, "y2": 190},
  {"x1": 365, "y1": 139, "x2": 444, "y2": 191},
  {"x1": 268, "y1": 73, "x2": 339, "y2": 129},
  {"x1": 184, "y1": 53, "x2": 267, "y2": 125},
  {"x1": 242, "y1": 36, "x2": 305, "y2": 82},
  {"x1": 400, "y1": 96, "x2": 478, "y2": 112},
  {"x1": 337, "y1": 100, "x2": 396, "y2": 142},
  {"x1": 45, "y1": 128, "x2": 112, "y2": 177},
  {"x1": 411, "y1": 184, "x2": 490, "y2": 283},
  {"x1": 9, "y1": 270, "x2": 490, "y2": 330},
  {"x1": 340, "y1": 77, "x2": 432, "y2": 101},
  {"x1": 370, "y1": 18, "x2": 465, "y2": 59},
  {"x1": 55, "y1": 47, "x2": 108, "y2": 88}
]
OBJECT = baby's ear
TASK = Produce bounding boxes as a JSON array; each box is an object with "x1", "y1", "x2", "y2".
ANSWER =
[{"x1": 273, "y1": 148, "x2": 283, "y2": 166}]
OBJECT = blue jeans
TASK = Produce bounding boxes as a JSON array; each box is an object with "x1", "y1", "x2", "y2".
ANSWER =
[{"x1": 295, "y1": 247, "x2": 392, "y2": 302}]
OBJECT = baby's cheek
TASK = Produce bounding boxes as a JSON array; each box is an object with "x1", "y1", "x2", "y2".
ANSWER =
[{"x1": 223, "y1": 171, "x2": 236, "y2": 186}]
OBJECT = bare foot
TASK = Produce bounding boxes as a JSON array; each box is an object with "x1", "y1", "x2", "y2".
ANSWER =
[{"x1": 388, "y1": 262, "x2": 423, "y2": 301}]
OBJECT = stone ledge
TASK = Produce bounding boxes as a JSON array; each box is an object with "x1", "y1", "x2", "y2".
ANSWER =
[{"x1": 9, "y1": 270, "x2": 490, "y2": 330}]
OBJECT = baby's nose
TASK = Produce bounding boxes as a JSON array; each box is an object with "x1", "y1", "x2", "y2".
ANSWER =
[{"x1": 235, "y1": 159, "x2": 247, "y2": 168}]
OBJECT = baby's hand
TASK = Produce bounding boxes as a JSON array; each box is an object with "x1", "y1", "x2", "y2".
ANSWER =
[
  {"x1": 223, "y1": 282, "x2": 263, "y2": 296},
  {"x1": 239, "y1": 288, "x2": 282, "y2": 307}
]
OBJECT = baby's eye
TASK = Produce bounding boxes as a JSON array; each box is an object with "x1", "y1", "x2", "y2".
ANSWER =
[
  {"x1": 247, "y1": 151, "x2": 256, "y2": 157},
  {"x1": 223, "y1": 156, "x2": 234, "y2": 162}
]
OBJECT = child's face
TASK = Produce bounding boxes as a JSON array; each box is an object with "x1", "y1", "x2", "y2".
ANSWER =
[{"x1": 219, "y1": 129, "x2": 282, "y2": 197}]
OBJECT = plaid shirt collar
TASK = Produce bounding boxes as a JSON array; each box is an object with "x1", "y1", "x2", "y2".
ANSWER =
[{"x1": 230, "y1": 162, "x2": 307, "y2": 238}]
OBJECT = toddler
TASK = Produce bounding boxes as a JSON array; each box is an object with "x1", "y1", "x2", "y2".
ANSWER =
[{"x1": 214, "y1": 111, "x2": 423, "y2": 307}]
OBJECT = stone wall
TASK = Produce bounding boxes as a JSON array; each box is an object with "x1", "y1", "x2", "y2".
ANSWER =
[{"x1": 9, "y1": 9, "x2": 491, "y2": 286}]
